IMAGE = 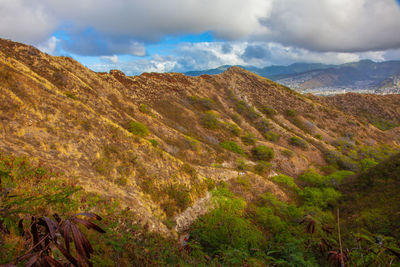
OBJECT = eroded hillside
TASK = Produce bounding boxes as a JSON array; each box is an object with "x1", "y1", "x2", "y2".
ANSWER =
[
  {"x1": 314, "y1": 93, "x2": 400, "y2": 130},
  {"x1": 0, "y1": 38, "x2": 399, "y2": 235}
]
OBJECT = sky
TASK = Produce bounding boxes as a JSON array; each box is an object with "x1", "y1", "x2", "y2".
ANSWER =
[{"x1": 1, "y1": 0, "x2": 400, "y2": 75}]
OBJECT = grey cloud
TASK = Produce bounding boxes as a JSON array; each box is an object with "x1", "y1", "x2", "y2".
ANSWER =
[
  {"x1": 1, "y1": 0, "x2": 399, "y2": 56},
  {"x1": 0, "y1": 0, "x2": 267, "y2": 44},
  {"x1": 221, "y1": 43, "x2": 233, "y2": 54},
  {"x1": 242, "y1": 45, "x2": 271, "y2": 60},
  {"x1": 0, "y1": 0, "x2": 57, "y2": 44},
  {"x1": 58, "y1": 29, "x2": 146, "y2": 56},
  {"x1": 258, "y1": 0, "x2": 400, "y2": 52},
  {"x1": 383, "y1": 49, "x2": 400, "y2": 61}
]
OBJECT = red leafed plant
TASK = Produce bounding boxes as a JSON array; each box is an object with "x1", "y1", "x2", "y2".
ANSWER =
[
  {"x1": 328, "y1": 250, "x2": 347, "y2": 267},
  {"x1": 318, "y1": 238, "x2": 333, "y2": 253},
  {"x1": 299, "y1": 216, "x2": 316, "y2": 234},
  {"x1": 322, "y1": 224, "x2": 334, "y2": 235},
  {"x1": 8, "y1": 212, "x2": 105, "y2": 267}
]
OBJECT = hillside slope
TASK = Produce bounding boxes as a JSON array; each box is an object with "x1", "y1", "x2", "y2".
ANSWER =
[
  {"x1": 340, "y1": 152, "x2": 400, "y2": 239},
  {"x1": 186, "y1": 60, "x2": 400, "y2": 94},
  {"x1": 313, "y1": 93, "x2": 400, "y2": 130},
  {"x1": 0, "y1": 38, "x2": 399, "y2": 235}
]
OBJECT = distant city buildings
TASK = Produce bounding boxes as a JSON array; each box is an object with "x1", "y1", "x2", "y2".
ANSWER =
[{"x1": 278, "y1": 75, "x2": 400, "y2": 96}]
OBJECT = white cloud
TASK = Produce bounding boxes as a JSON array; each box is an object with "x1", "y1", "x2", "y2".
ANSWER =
[
  {"x1": 37, "y1": 36, "x2": 59, "y2": 54},
  {"x1": 88, "y1": 41, "x2": 400, "y2": 75},
  {"x1": 100, "y1": 55, "x2": 119, "y2": 64},
  {"x1": 1, "y1": 0, "x2": 399, "y2": 60},
  {"x1": 128, "y1": 42, "x2": 146, "y2": 57}
]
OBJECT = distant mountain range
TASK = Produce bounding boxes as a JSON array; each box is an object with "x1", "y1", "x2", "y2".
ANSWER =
[{"x1": 185, "y1": 60, "x2": 400, "y2": 94}]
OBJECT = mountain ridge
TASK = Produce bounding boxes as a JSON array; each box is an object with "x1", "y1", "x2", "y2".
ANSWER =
[
  {"x1": 0, "y1": 37, "x2": 399, "y2": 236},
  {"x1": 185, "y1": 60, "x2": 400, "y2": 94}
]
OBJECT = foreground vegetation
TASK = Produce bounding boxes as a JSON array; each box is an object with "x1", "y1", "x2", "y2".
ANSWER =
[{"x1": 1, "y1": 149, "x2": 399, "y2": 266}]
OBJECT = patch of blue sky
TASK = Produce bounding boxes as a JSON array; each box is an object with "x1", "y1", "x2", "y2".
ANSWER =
[
  {"x1": 146, "y1": 31, "x2": 215, "y2": 56},
  {"x1": 161, "y1": 31, "x2": 214, "y2": 44},
  {"x1": 48, "y1": 29, "x2": 218, "y2": 72}
]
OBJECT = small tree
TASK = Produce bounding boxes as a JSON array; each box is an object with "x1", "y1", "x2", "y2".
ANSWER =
[
  {"x1": 129, "y1": 121, "x2": 149, "y2": 136},
  {"x1": 201, "y1": 111, "x2": 219, "y2": 129},
  {"x1": 251, "y1": 145, "x2": 274, "y2": 161},
  {"x1": 220, "y1": 141, "x2": 245, "y2": 155}
]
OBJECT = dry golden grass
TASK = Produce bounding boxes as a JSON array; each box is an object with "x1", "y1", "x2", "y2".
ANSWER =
[{"x1": 0, "y1": 37, "x2": 399, "y2": 234}]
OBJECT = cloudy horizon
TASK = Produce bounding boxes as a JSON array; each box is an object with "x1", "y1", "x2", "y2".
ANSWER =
[{"x1": 1, "y1": 0, "x2": 400, "y2": 74}]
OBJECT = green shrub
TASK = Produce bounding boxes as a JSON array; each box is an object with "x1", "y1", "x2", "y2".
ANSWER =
[
  {"x1": 231, "y1": 113, "x2": 242, "y2": 125},
  {"x1": 129, "y1": 121, "x2": 149, "y2": 136},
  {"x1": 254, "y1": 207, "x2": 285, "y2": 232},
  {"x1": 290, "y1": 117, "x2": 314, "y2": 134},
  {"x1": 315, "y1": 134, "x2": 322, "y2": 140},
  {"x1": 359, "y1": 209, "x2": 392, "y2": 235},
  {"x1": 357, "y1": 144, "x2": 396, "y2": 162},
  {"x1": 241, "y1": 132, "x2": 257, "y2": 145},
  {"x1": 236, "y1": 159, "x2": 248, "y2": 171},
  {"x1": 220, "y1": 141, "x2": 244, "y2": 155},
  {"x1": 168, "y1": 184, "x2": 191, "y2": 209},
  {"x1": 286, "y1": 109, "x2": 296, "y2": 117},
  {"x1": 264, "y1": 131, "x2": 280, "y2": 142},
  {"x1": 326, "y1": 170, "x2": 354, "y2": 185},
  {"x1": 224, "y1": 122, "x2": 241, "y2": 136},
  {"x1": 188, "y1": 96, "x2": 215, "y2": 110},
  {"x1": 301, "y1": 187, "x2": 341, "y2": 209},
  {"x1": 139, "y1": 103, "x2": 151, "y2": 114},
  {"x1": 64, "y1": 91, "x2": 77, "y2": 100},
  {"x1": 282, "y1": 149, "x2": 294, "y2": 158},
  {"x1": 236, "y1": 175, "x2": 251, "y2": 190},
  {"x1": 255, "y1": 118, "x2": 270, "y2": 134},
  {"x1": 190, "y1": 193, "x2": 265, "y2": 255},
  {"x1": 185, "y1": 136, "x2": 201, "y2": 151},
  {"x1": 254, "y1": 161, "x2": 271, "y2": 175},
  {"x1": 289, "y1": 136, "x2": 308, "y2": 149},
  {"x1": 259, "y1": 105, "x2": 277, "y2": 117},
  {"x1": 324, "y1": 150, "x2": 359, "y2": 172},
  {"x1": 320, "y1": 165, "x2": 337, "y2": 175},
  {"x1": 272, "y1": 174, "x2": 301, "y2": 193},
  {"x1": 332, "y1": 137, "x2": 356, "y2": 151},
  {"x1": 251, "y1": 145, "x2": 274, "y2": 161},
  {"x1": 370, "y1": 119, "x2": 398, "y2": 131},
  {"x1": 149, "y1": 139, "x2": 158, "y2": 147},
  {"x1": 359, "y1": 158, "x2": 378, "y2": 172},
  {"x1": 298, "y1": 169, "x2": 324, "y2": 187},
  {"x1": 201, "y1": 111, "x2": 219, "y2": 129},
  {"x1": 235, "y1": 100, "x2": 261, "y2": 120},
  {"x1": 299, "y1": 169, "x2": 353, "y2": 188},
  {"x1": 204, "y1": 177, "x2": 216, "y2": 190}
]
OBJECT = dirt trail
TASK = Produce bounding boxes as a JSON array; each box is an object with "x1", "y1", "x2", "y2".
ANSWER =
[{"x1": 173, "y1": 168, "x2": 282, "y2": 233}]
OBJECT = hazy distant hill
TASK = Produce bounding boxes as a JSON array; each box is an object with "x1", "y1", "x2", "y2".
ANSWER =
[
  {"x1": 185, "y1": 62, "x2": 335, "y2": 79},
  {"x1": 185, "y1": 60, "x2": 400, "y2": 94}
]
